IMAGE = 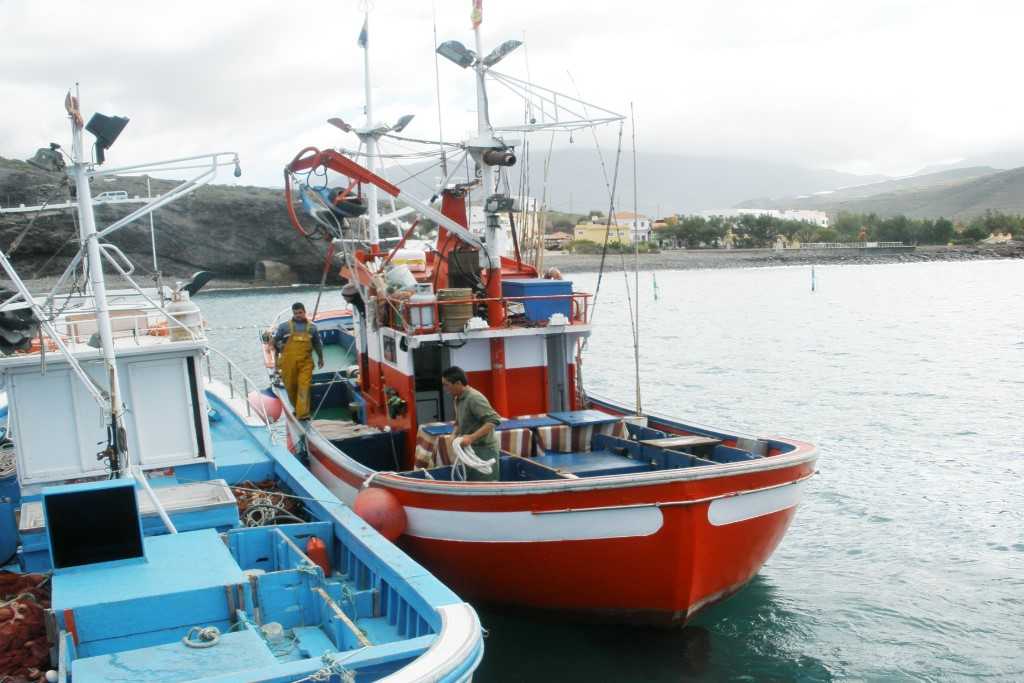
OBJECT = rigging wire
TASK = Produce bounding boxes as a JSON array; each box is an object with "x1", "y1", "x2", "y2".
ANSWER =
[
  {"x1": 5, "y1": 180, "x2": 69, "y2": 255},
  {"x1": 588, "y1": 120, "x2": 625, "y2": 322}
]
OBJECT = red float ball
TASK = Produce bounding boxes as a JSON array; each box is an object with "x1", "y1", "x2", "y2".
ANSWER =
[
  {"x1": 353, "y1": 487, "x2": 407, "y2": 541},
  {"x1": 247, "y1": 390, "x2": 283, "y2": 424}
]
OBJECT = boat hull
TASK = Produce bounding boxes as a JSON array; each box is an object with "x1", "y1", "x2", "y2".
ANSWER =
[{"x1": 293, "y1": 406, "x2": 816, "y2": 625}]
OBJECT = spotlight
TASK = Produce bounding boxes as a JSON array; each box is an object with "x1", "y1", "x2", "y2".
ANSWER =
[
  {"x1": 26, "y1": 147, "x2": 65, "y2": 173},
  {"x1": 233, "y1": 157, "x2": 242, "y2": 177},
  {"x1": 436, "y1": 41, "x2": 477, "y2": 69},
  {"x1": 391, "y1": 114, "x2": 415, "y2": 133},
  {"x1": 85, "y1": 113, "x2": 129, "y2": 165},
  {"x1": 481, "y1": 40, "x2": 522, "y2": 68},
  {"x1": 481, "y1": 148, "x2": 516, "y2": 167},
  {"x1": 327, "y1": 117, "x2": 353, "y2": 132}
]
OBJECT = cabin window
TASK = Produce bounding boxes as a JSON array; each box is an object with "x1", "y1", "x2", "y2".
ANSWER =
[{"x1": 383, "y1": 335, "x2": 397, "y2": 364}]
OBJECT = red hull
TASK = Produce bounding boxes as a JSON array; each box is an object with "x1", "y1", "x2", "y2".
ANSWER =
[{"x1": 294, "y1": 413, "x2": 816, "y2": 625}]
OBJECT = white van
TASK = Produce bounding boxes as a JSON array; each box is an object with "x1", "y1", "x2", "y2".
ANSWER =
[{"x1": 95, "y1": 191, "x2": 128, "y2": 201}]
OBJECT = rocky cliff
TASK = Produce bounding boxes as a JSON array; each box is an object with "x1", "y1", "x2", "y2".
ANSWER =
[{"x1": 0, "y1": 156, "x2": 330, "y2": 283}]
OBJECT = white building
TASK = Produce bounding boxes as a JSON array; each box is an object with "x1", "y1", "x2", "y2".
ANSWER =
[
  {"x1": 610, "y1": 211, "x2": 652, "y2": 242},
  {"x1": 697, "y1": 208, "x2": 829, "y2": 227}
]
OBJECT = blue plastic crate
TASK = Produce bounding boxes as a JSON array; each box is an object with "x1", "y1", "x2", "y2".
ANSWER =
[{"x1": 501, "y1": 278, "x2": 572, "y2": 322}]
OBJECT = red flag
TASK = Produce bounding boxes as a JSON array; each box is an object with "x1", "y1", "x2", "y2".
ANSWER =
[{"x1": 471, "y1": 0, "x2": 482, "y2": 29}]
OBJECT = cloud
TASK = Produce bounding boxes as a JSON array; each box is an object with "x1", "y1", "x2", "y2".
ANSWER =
[{"x1": 3, "y1": 0, "x2": 1024, "y2": 190}]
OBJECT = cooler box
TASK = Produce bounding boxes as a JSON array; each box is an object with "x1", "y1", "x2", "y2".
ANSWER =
[{"x1": 501, "y1": 278, "x2": 572, "y2": 322}]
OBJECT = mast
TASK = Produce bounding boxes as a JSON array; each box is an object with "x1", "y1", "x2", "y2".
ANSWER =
[
  {"x1": 361, "y1": 11, "x2": 381, "y2": 247},
  {"x1": 68, "y1": 87, "x2": 129, "y2": 476}
]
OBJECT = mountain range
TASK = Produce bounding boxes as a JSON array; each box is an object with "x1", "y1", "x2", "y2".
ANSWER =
[
  {"x1": 735, "y1": 165, "x2": 1024, "y2": 220},
  {"x1": 513, "y1": 148, "x2": 886, "y2": 216}
]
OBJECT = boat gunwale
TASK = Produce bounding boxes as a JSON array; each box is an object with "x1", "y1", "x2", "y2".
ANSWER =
[{"x1": 286, "y1": 390, "x2": 818, "y2": 498}]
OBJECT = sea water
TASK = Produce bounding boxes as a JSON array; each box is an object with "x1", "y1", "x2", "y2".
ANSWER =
[{"x1": 197, "y1": 259, "x2": 1024, "y2": 682}]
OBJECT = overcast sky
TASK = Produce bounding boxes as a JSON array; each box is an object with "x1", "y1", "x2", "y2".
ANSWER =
[{"x1": 4, "y1": 0, "x2": 1024, "y2": 189}]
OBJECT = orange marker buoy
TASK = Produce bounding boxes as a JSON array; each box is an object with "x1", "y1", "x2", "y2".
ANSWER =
[
  {"x1": 353, "y1": 487, "x2": 407, "y2": 541},
  {"x1": 247, "y1": 389, "x2": 283, "y2": 423},
  {"x1": 305, "y1": 536, "x2": 331, "y2": 576}
]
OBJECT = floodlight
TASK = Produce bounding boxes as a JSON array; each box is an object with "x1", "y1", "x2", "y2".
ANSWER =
[
  {"x1": 436, "y1": 41, "x2": 477, "y2": 68},
  {"x1": 233, "y1": 156, "x2": 242, "y2": 177},
  {"x1": 327, "y1": 117, "x2": 353, "y2": 132},
  {"x1": 85, "y1": 113, "x2": 129, "y2": 165},
  {"x1": 391, "y1": 114, "x2": 415, "y2": 133},
  {"x1": 26, "y1": 147, "x2": 64, "y2": 172},
  {"x1": 481, "y1": 40, "x2": 522, "y2": 68}
]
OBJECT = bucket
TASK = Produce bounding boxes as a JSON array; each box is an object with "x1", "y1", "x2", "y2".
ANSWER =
[{"x1": 437, "y1": 288, "x2": 473, "y2": 333}]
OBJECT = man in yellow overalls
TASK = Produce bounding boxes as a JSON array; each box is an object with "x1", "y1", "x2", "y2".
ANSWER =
[{"x1": 273, "y1": 303, "x2": 324, "y2": 420}]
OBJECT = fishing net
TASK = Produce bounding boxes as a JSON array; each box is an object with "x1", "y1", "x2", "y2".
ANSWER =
[{"x1": 0, "y1": 572, "x2": 51, "y2": 682}]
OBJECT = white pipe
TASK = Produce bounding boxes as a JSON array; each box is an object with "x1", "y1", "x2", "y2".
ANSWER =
[{"x1": 134, "y1": 466, "x2": 177, "y2": 534}]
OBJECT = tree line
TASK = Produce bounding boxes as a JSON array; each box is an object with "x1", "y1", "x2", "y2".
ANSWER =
[{"x1": 652, "y1": 210, "x2": 1024, "y2": 249}]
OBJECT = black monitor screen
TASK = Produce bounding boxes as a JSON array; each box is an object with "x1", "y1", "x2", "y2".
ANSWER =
[{"x1": 45, "y1": 485, "x2": 144, "y2": 569}]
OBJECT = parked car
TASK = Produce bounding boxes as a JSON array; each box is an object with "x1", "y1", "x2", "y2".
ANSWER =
[{"x1": 95, "y1": 190, "x2": 128, "y2": 201}]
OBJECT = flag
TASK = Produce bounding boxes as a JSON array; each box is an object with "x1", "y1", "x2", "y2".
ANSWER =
[
  {"x1": 358, "y1": 16, "x2": 368, "y2": 48},
  {"x1": 471, "y1": 0, "x2": 482, "y2": 29}
]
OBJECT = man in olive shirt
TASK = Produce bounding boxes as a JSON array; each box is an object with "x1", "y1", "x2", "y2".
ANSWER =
[{"x1": 442, "y1": 366, "x2": 502, "y2": 481}]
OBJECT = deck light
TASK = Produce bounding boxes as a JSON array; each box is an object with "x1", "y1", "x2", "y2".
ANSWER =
[
  {"x1": 391, "y1": 114, "x2": 415, "y2": 133},
  {"x1": 327, "y1": 117, "x2": 354, "y2": 133},
  {"x1": 436, "y1": 40, "x2": 477, "y2": 68},
  {"x1": 481, "y1": 40, "x2": 522, "y2": 68}
]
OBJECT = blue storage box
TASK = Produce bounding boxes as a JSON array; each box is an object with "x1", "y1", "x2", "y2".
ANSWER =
[{"x1": 501, "y1": 278, "x2": 573, "y2": 322}]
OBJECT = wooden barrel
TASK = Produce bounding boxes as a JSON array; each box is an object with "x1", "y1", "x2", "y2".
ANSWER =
[{"x1": 437, "y1": 288, "x2": 473, "y2": 333}]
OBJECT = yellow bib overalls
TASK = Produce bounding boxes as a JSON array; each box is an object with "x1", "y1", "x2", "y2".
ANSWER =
[{"x1": 278, "y1": 320, "x2": 314, "y2": 419}]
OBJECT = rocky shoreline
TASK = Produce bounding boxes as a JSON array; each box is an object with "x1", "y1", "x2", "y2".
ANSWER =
[
  {"x1": 541, "y1": 243, "x2": 1024, "y2": 274},
  {"x1": 11, "y1": 243, "x2": 1021, "y2": 294}
]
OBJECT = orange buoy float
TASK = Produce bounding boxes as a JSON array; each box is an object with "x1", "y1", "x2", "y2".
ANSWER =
[
  {"x1": 247, "y1": 389, "x2": 283, "y2": 424},
  {"x1": 304, "y1": 536, "x2": 331, "y2": 575},
  {"x1": 353, "y1": 487, "x2": 407, "y2": 541}
]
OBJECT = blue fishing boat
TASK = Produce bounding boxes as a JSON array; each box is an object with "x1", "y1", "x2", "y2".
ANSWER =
[{"x1": 0, "y1": 92, "x2": 483, "y2": 682}]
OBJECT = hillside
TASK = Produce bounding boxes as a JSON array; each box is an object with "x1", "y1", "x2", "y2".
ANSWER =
[
  {"x1": 0, "y1": 157, "x2": 330, "y2": 283},
  {"x1": 741, "y1": 166, "x2": 1024, "y2": 220},
  {"x1": 526, "y1": 148, "x2": 886, "y2": 216},
  {"x1": 735, "y1": 166, "x2": 1000, "y2": 210},
  {"x1": 383, "y1": 149, "x2": 886, "y2": 217}
]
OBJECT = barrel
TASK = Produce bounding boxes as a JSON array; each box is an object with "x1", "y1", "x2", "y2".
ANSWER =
[{"x1": 437, "y1": 288, "x2": 473, "y2": 333}]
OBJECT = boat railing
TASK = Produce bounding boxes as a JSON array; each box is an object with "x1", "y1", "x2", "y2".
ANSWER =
[
  {"x1": 390, "y1": 291, "x2": 592, "y2": 335},
  {"x1": 204, "y1": 345, "x2": 281, "y2": 443}
]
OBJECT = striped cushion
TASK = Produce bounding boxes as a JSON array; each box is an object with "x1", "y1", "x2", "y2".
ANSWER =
[
  {"x1": 536, "y1": 420, "x2": 628, "y2": 455},
  {"x1": 534, "y1": 425, "x2": 572, "y2": 454},
  {"x1": 498, "y1": 428, "x2": 534, "y2": 459},
  {"x1": 415, "y1": 422, "x2": 452, "y2": 469}
]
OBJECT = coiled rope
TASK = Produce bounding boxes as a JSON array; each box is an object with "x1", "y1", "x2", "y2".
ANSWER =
[
  {"x1": 450, "y1": 437, "x2": 494, "y2": 481},
  {"x1": 182, "y1": 626, "x2": 221, "y2": 649}
]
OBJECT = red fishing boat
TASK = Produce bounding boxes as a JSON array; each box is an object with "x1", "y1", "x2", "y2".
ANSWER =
[{"x1": 261, "y1": 4, "x2": 818, "y2": 625}]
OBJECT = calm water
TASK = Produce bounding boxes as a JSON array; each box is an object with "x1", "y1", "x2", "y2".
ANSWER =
[{"x1": 196, "y1": 259, "x2": 1024, "y2": 682}]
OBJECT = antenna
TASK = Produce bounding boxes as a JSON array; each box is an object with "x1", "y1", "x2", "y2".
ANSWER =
[{"x1": 432, "y1": 2, "x2": 448, "y2": 177}]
